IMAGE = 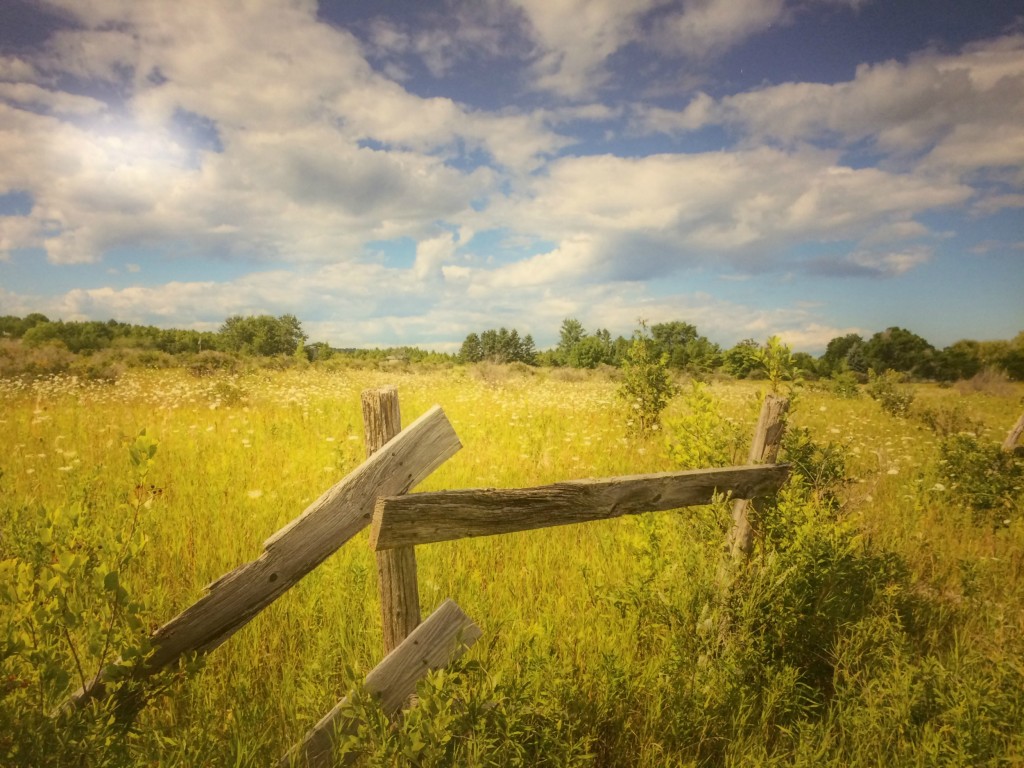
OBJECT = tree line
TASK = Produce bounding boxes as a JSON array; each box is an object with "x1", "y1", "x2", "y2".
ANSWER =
[
  {"x1": 0, "y1": 313, "x2": 456, "y2": 373},
  {"x1": 459, "y1": 318, "x2": 1024, "y2": 383},
  {"x1": 2, "y1": 312, "x2": 1022, "y2": 382}
]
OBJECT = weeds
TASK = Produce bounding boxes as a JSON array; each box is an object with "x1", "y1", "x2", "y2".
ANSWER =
[
  {"x1": 1, "y1": 369, "x2": 1022, "y2": 765},
  {"x1": 940, "y1": 433, "x2": 1023, "y2": 523},
  {"x1": 0, "y1": 431, "x2": 196, "y2": 766}
]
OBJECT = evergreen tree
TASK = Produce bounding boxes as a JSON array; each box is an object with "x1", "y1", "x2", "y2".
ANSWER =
[
  {"x1": 557, "y1": 317, "x2": 586, "y2": 365},
  {"x1": 521, "y1": 334, "x2": 537, "y2": 365},
  {"x1": 459, "y1": 332, "x2": 483, "y2": 363}
]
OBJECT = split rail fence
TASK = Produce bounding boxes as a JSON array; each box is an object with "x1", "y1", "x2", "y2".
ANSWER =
[{"x1": 61, "y1": 385, "x2": 794, "y2": 767}]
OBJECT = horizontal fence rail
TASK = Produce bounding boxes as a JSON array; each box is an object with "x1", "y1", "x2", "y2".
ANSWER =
[{"x1": 370, "y1": 463, "x2": 790, "y2": 550}]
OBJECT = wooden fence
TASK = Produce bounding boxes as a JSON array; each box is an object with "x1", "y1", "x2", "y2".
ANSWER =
[{"x1": 61, "y1": 386, "x2": 792, "y2": 767}]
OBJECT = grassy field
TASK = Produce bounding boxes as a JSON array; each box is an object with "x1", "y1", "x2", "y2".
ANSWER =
[{"x1": 2, "y1": 365, "x2": 1023, "y2": 766}]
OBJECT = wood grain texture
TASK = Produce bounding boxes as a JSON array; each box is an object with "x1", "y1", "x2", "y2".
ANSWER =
[
  {"x1": 67, "y1": 405, "x2": 461, "y2": 710},
  {"x1": 729, "y1": 394, "x2": 790, "y2": 558},
  {"x1": 370, "y1": 464, "x2": 790, "y2": 550},
  {"x1": 361, "y1": 387, "x2": 421, "y2": 655},
  {"x1": 361, "y1": 386, "x2": 401, "y2": 456},
  {"x1": 280, "y1": 598, "x2": 481, "y2": 768}
]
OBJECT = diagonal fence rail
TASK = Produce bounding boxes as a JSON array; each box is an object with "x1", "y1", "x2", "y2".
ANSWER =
[{"x1": 63, "y1": 404, "x2": 462, "y2": 712}]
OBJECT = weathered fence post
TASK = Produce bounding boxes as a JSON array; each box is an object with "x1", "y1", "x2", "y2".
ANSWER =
[
  {"x1": 1003, "y1": 412, "x2": 1024, "y2": 453},
  {"x1": 727, "y1": 393, "x2": 789, "y2": 559},
  {"x1": 362, "y1": 387, "x2": 421, "y2": 654}
]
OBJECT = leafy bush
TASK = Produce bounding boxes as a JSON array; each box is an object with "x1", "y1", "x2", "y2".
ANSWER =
[
  {"x1": 186, "y1": 350, "x2": 239, "y2": 377},
  {"x1": 776, "y1": 427, "x2": 849, "y2": 513},
  {"x1": 830, "y1": 370, "x2": 861, "y2": 399},
  {"x1": 69, "y1": 349, "x2": 126, "y2": 383},
  {"x1": 940, "y1": 433, "x2": 1024, "y2": 522},
  {"x1": 0, "y1": 339, "x2": 75, "y2": 378},
  {"x1": 914, "y1": 401, "x2": 984, "y2": 438},
  {"x1": 618, "y1": 323, "x2": 677, "y2": 433},
  {"x1": 0, "y1": 432, "x2": 193, "y2": 766},
  {"x1": 209, "y1": 378, "x2": 249, "y2": 407},
  {"x1": 867, "y1": 369, "x2": 915, "y2": 417},
  {"x1": 756, "y1": 335, "x2": 800, "y2": 394},
  {"x1": 665, "y1": 381, "x2": 747, "y2": 468},
  {"x1": 603, "y1": 474, "x2": 920, "y2": 765}
]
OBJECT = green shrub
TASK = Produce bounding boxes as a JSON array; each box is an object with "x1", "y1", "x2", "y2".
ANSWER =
[
  {"x1": 69, "y1": 349, "x2": 126, "y2": 382},
  {"x1": 186, "y1": 350, "x2": 239, "y2": 377},
  {"x1": 915, "y1": 401, "x2": 984, "y2": 438},
  {"x1": 940, "y1": 433, "x2": 1024, "y2": 522},
  {"x1": 0, "y1": 338, "x2": 75, "y2": 378},
  {"x1": 830, "y1": 370, "x2": 861, "y2": 399},
  {"x1": 209, "y1": 378, "x2": 249, "y2": 407},
  {"x1": 665, "y1": 381, "x2": 747, "y2": 468},
  {"x1": 776, "y1": 427, "x2": 849, "y2": 513},
  {"x1": 867, "y1": 369, "x2": 915, "y2": 417},
  {"x1": 0, "y1": 431, "x2": 195, "y2": 766},
  {"x1": 618, "y1": 322, "x2": 677, "y2": 433}
]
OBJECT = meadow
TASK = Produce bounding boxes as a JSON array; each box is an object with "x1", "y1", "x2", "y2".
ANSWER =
[{"x1": 2, "y1": 364, "x2": 1023, "y2": 766}]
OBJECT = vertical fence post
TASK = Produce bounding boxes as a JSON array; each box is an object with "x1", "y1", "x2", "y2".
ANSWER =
[
  {"x1": 727, "y1": 393, "x2": 789, "y2": 559},
  {"x1": 362, "y1": 386, "x2": 421, "y2": 654}
]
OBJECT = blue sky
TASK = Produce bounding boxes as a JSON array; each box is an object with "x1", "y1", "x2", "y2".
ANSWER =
[{"x1": 0, "y1": 0, "x2": 1021, "y2": 353}]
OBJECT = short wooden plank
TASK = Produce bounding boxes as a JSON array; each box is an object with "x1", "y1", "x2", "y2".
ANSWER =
[
  {"x1": 280, "y1": 598, "x2": 481, "y2": 768},
  {"x1": 66, "y1": 405, "x2": 461, "y2": 709},
  {"x1": 370, "y1": 464, "x2": 790, "y2": 550}
]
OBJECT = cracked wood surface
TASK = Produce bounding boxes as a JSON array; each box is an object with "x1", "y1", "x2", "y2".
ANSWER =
[{"x1": 371, "y1": 463, "x2": 790, "y2": 550}]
